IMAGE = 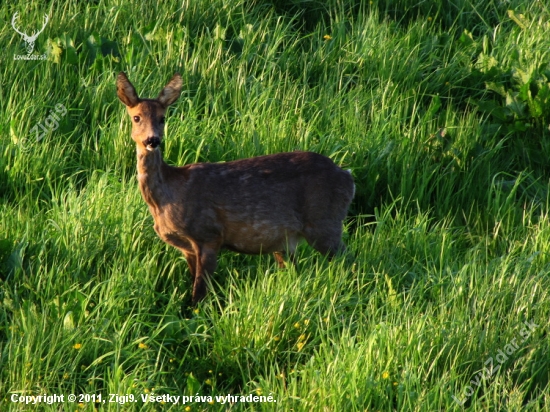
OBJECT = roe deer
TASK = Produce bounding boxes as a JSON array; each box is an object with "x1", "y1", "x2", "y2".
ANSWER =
[{"x1": 116, "y1": 72, "x2": 355, "y2": 304}]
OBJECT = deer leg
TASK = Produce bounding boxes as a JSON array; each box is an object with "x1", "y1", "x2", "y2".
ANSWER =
[
  {"x1": 273, "y1": 251, "x2": 297, "y2": 269},
  {"x1": 273, "y1": 251, "x2": 286, "y2": 268},
  {"x1": 180, "y1": 250, "x2": 197, "y2": 281},
  {"x1": 160, "y1": 232, "x2": 197, "y2": 281},
  {"x1": 192, "y1": 243, "x2": 219, "y2": 304}
]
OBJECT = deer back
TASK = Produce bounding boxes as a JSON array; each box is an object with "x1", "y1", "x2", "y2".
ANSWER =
[{"x1": 155, "y1": 151, "x2": 354, "y2": 254}]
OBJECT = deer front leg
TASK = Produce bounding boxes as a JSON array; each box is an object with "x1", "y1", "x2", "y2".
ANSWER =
[
  {"x1": 180, "y1": 250, "x2": 197, "y2": 281},
  {"x1": 192, "y1": 242, "x2": 219, "y2": 304},
  {"x1": 155, "y1": 228, "x2": 197, "y2": 282}
]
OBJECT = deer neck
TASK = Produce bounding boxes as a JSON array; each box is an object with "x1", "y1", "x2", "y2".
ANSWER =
[{"x1": 136, "y1": 148, "x2": 171, "y2": 211}]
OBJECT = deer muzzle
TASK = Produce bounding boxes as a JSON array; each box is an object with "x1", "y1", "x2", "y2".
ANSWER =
[{"x1": 143, "y1": 137, "x2": 161, "y2": 151}]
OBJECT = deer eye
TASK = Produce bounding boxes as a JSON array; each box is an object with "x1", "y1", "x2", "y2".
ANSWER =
[
  {"x1": 160, "y1": 116, "x2": 166, "y2": 124},
  {"x1": 133, "y1": 116, "x2": 140, "y2": 123}
]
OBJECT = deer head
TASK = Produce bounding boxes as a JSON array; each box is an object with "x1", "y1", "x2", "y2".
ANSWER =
[
  {"x1": 116, "y1": 72, "x2": 183, "y2": 153},
  {"x1": 12, "y1": 13, "x2": 49, "y2": 55}
]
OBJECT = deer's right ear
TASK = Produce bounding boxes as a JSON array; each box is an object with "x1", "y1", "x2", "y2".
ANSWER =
[{"x1": 116, "y1": 72, "x2": 140, "y2": 108}]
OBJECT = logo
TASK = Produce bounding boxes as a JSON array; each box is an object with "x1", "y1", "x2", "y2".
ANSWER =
[{"x1": 12, "y1": 12, "x2": 49, "y2": 60}]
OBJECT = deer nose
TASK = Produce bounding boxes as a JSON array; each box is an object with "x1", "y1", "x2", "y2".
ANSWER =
[{"x1": 143, "y1": 136, "x2": 161, "y2": 151}]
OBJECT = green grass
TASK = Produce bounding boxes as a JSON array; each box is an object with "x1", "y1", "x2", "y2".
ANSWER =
[{"x1": 1, "y1": 0, "x2": 550, "y2": 410}]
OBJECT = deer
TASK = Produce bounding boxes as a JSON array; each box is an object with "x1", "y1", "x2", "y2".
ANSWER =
[
  {"x1": 116, "y1": 72, "x2": 355, "y2": 304},
  {"x1": 11, "y1": 12, "x2": 49, "y2": 55}
]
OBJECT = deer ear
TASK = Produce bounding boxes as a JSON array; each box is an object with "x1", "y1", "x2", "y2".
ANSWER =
[
  {"x1": 157, "y1": 73, "x2": 182, "y2": 107},
  {"x1": 116, "y1": 72, "x2": 140, "y2": 108}
]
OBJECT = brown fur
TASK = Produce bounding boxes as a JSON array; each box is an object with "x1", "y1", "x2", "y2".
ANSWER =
[{"x1": 117, "y1": 72, "x2": 355, "y2": 303}]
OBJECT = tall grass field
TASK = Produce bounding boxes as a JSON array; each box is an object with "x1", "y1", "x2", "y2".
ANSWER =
[{"x1": 1, "y1": 0, "x2": 550, "y2": 410}]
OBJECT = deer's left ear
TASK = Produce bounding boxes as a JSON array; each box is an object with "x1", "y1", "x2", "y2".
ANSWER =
[{"x1": 157, "y1": 73, "x2": 183, "y2": 107}]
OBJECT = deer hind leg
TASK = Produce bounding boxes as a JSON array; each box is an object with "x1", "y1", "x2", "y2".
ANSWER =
[
  {"x1": 191, "y1": 242, "x2": 219, "y2": 304},
  {"x1": 272, "y1": 233, "x2": 300, "y2": 268},
  {"x1": 273, "y1": 251, "x2": 285, "y2": 268},
  {"x1": 303, "y1": 221, "x2": 346, "y2": 258},
  {"x1": 273, "y1": 251, "x2": 297, "y2": 269}
]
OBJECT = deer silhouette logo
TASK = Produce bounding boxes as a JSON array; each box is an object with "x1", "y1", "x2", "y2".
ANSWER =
[{"x1": 11, "y1": 13, "x2": 49, "y2": 55}]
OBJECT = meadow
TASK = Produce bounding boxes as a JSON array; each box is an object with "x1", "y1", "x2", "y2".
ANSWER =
[{"x1": 1, "y1": 0, "x2": 550, "y2": 410}]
